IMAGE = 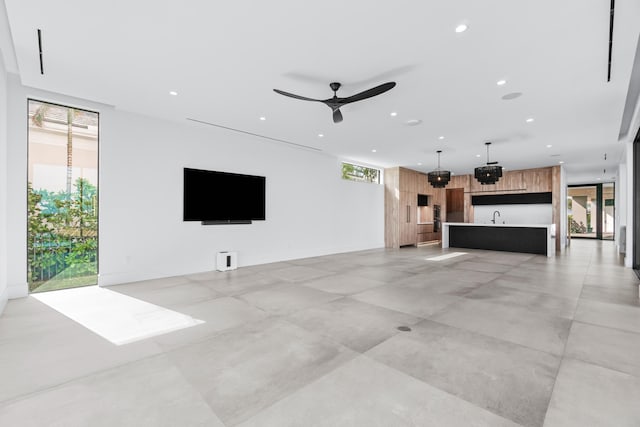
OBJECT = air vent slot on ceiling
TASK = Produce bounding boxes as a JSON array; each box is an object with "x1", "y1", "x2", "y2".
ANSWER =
[{"x1": 37, "y1": 29, "x2": 44, "y2": 75}]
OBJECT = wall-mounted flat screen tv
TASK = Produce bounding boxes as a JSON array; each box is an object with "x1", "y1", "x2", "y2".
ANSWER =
[{"x1": 183, "y1": 168, "x2": 265, "y2": 223}]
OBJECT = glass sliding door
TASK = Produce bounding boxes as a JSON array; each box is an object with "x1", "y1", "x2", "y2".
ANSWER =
[
  {"x1": 27, "y1": 100, "x2": 99, "y2": 293},
  {"x1": 568, "y1": 185, "x2": 597, "y2": 238},
  {"x1": 602, "y1": 183, "x2": 615, "y2": 240},
  {"x1": 567, "y1": 183, "x2": 614, "y2": 241}
]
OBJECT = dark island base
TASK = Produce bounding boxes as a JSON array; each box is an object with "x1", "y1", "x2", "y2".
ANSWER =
[{"x1": 449, "y1": 225, "x2": 548, "y2": 255}]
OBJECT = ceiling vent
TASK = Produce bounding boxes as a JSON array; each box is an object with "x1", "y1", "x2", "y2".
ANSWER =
[{"x1": 37, "y1": 29, "x2": 44, "y2": 74}]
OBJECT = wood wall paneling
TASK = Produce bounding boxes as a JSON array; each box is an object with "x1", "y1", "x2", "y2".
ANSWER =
[
  {"x1": 399, "y1": 167, "x2": 418, "y2": 193},
  {"x1": 523, "y1": 167, "x2": 552, "y2": 193},
  {"x1": 384, "y1": 167, "x2": 400, "y2": 248},
  {"x1": 385, "y1": 165, "x2": 557, "y2": 248},
  {"x1": 385, "y1": 167, "x2": 419, "y2": 247},
  {"x1": 417, "y1": 172, "x2": 429, "y2": 195},
  {"x1": 399, "y1": 190, "x2": 417, "y2": 246},
  {"x1": 446, "y1": 188, "x2": 465, "y2": 222},
  {"x1": 470, "y1": 170, "x2": 524, "y2": 193},
  {"x1": 465, "y1": 168, "x2": 553, "y2": 221}
]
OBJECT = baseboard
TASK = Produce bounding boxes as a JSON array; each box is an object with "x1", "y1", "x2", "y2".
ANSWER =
[
  {"x1": 97, "y1": 271, "x2": 191, "y2": 287},
  {"x1": 8, "y1": 283, "x2": 28, "y2": 299},
  {"x1": 0, "y1": 286, "x2": 8, "y2": 316}
]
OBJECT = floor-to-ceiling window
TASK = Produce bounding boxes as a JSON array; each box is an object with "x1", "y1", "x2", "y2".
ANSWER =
[
  {"x1": 567, "y1": 183, "x2": 614, "y2": 240},
  {"x1": 27, "y1": 100, "x2": 99, "y2": 293},
  {"x1": 602, "y1": 182, "x2": 615, "y2": 240}
]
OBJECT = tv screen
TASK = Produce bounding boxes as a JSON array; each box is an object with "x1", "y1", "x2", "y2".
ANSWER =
[{"x1": 183, "y1": 168, "x2": 265, "y2": 222}]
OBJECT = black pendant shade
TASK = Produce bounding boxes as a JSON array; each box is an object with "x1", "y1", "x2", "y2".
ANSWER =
[
  {"x1": 474, "y1": 142, "x2": 503, "y2": 185},
  {"x1": 474, "y1": 165, "x2": 503, "y2": 185},
  {"x1": 428, "y1": 150, "x2": 451, "y2": 188}
]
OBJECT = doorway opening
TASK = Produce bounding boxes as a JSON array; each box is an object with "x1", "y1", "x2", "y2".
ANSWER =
[{"x1": 27, "y1": 100, "x2": 99, "y2": 293}]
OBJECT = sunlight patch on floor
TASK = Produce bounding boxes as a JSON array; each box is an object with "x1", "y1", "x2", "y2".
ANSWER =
[
  {"x1": 32, "y1": 286, "x2": 204, "y2": 345},
  {"x1": 425, "y1": 252, "x2": 468, "y2": 261}
]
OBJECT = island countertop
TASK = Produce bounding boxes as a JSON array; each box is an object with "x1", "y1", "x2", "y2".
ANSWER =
[{"x1": 442, "y1": 222, "x2": 554, "y2": 257}]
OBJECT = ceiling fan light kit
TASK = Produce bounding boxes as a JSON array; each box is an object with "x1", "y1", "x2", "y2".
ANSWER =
[
  {"x1": 474, "y1": 142, "x2": 503, "y2": 185},
  {"x1": 273, "y1": 81, "x2": 396, "y2": 123},
  {"x1": 427, "y1": 150, "x2": 451, "y2": 188}
]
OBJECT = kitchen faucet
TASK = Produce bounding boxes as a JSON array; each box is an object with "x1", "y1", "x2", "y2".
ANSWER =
[{"x1": 491, "y1": 210, "x2": 501, "y2": 224}]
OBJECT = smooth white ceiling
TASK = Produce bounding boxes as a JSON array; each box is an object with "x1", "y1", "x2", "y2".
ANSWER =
[{"x1": 4, "y1": 0, "x2": 640, "y2": 184}]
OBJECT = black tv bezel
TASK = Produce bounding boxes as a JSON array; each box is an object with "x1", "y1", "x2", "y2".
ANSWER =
[{"x1": 183, "y1": 167, "x2": 266, "y2": 223}]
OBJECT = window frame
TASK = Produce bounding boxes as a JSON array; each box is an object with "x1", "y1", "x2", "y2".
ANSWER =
[{"x1": 340, "y1": 161, "x2": 382, "y2": 184}]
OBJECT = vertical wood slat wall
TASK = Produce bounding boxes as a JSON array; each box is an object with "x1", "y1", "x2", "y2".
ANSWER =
[
  {"x1": 384, "y1": 168, "x2": 401, "y2": 248},
  {"x1": 385, "y1": 167, "x2": 442, "y2": 248}
]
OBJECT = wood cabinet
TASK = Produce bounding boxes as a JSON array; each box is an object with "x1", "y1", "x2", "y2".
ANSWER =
[
  {"x1": 400, "y1": 169, "x2": 419, "y2": 193},
  {"x1": 399, "y1": 190, "x2": 417, "y2": 246},
  {"x1": 385, "y1": 167, "x2": 423, "y2": 247},
  {"x1": 417, "y1": 223, "x2": 435, "y2": 243},
  {"x1": 417, "y1": 174, "x2": 430, "y2": 195},
  {"x1": 385, "y1": 167, "x2": 443, "y2": 247}
]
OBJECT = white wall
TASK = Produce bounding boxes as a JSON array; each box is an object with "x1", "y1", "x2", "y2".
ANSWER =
[
  {"x1": 625, "y1": 140, "x2": 634, "y2": 268},
  {"x1": 0, "y1": 53, "x2": 8, "y2": 313},
  {"x1": 473, "y1": 204, "x2": 553, "y2": 225},
  {"x1": 620, "y1": 68, "x2": 640, "y2": 268},
  {"x1": 5, "y1": 74, "x2": 27, "y2": 298},
  {"x1": 5, "y1": 80, "x2": 385, "y2": 294},
  {"x1": 616, "y1": 160, "x2": 626, "y2": 255}
]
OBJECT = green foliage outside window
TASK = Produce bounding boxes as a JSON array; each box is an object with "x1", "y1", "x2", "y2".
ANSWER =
[
  {"x1": 568, "y1": 214, "x2": 587, "y2": 234},
  {"x1": 341, "y1": 162, "x2": 380, "y2": 184},
  {"x1": 28, "y1": 178, "x2": 98, "y2": 292}
]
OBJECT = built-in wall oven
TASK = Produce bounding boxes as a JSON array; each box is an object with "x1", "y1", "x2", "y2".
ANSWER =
[{"x1": 433, "y1": 204, "x2": 441, "y2": 232}]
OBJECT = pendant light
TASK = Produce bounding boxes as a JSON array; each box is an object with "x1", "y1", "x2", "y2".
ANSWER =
[
  {"x1": 474, "y1": 142, "x2": 503, "y2": 185},
  {"x1": 427, "y1": 150, "x2": 451, "y2": 188}
]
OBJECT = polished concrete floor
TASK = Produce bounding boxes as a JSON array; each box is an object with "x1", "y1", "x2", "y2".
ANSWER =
[{"x1": 1, "y1": 240, "x2": 639, "y2": 426}]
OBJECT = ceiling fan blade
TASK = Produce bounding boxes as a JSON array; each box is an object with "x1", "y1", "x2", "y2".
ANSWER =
[
  {"x1": 333, "y1": 109, "x2": 343, "y2": 123},
  {"x1": 341, "y1": 82, "x2": 396, "y2": 105},
  {"x1": 273, "y1": 89, "x2": 322, "y2": 102}
]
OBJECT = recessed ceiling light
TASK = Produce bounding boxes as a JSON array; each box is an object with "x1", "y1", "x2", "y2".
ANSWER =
[
  {"x1": 438, "y1": 136, "x2": 445, "y2": 140},
  {"x1": 417, "y1": 162, "x2": 422, "y2": 166},
  {"x1": 546, "y1": 144, "x2": 552, "y2": 148},
  {"x1": 390, "y1": 112, "x2": 397, "y2": 117},
  {"x1": 455, "y1": 24, "x2": 468, "y2": 33},
  {"x1": 318, "y1": 133, "x2": 324, "y2": 138},
  {"x1": 526, "y1": 118, "x2": 535, "y2": 123},
  {"x1": 496, "y1": 80, "x2": 507, "y2": 86},
  {"x1": 596, "y1": 177, "x2": 601, "y2": 180},
  {"x1": 372, "y1": 149, "x2": 377, "y2": 153},
  {"x1": 475, "y1": 154, "x2": 481, "y2": 158},
  {"x1": 406, "y1": 119, "x2": 422, "y2": 126},
  {"x1": 259, "y1": 117, "x2": 266, "y2": 121},
  {"x1": 169, "y1": 91, "x2": 178, "y2": 96},
  {"x1": 559, "y1": 161, "x2": 565, "y2": 164}
]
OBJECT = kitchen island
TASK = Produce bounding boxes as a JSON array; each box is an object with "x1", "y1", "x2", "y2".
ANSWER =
[{"x1": 442, "y1": 222, "x2": 554, "y2": 257}]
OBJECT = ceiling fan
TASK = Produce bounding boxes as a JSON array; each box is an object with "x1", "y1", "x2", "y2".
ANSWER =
[{"x1": 273, "y1": 81, "x2": 396, "y2": 123}]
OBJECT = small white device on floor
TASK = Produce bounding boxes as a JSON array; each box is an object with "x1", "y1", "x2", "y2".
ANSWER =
[{"x1": 216, "y1": 251, "x2": 238, "y2": 271}]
